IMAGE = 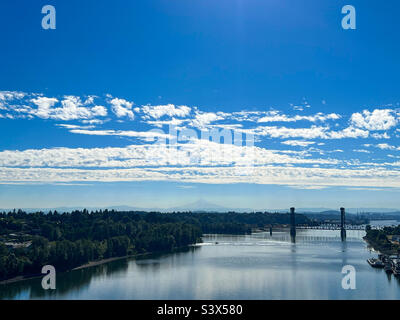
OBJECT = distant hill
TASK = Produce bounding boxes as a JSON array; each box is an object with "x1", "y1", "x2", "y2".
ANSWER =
[
  {"x1": 0, "y1": 202, "x2": 399, "y2": 215},
  {"x1": 0, "y1": 199, "x2": 252, "y2": 214}
]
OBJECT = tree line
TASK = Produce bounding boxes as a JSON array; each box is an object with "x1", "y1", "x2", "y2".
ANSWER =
[
  {"x1": 0, "y1": 209, "x2": 311, "y2": 281},
  {"x1": 365, "y1": 225, "x2": 400, "y2": 254}
]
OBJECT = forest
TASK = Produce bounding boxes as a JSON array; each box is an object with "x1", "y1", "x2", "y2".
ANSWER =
[{"x1": 0, "y1": 209, "x2": 311, "y2": 281}]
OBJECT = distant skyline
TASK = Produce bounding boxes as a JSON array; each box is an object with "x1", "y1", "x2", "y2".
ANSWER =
[{"x1": 1, "y1": 0, "x2": 400, "y2": 209}]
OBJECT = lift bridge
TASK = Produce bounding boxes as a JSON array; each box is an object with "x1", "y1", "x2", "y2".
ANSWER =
[{"x1": 270, "y1": 207, "x2": 379, "y2": 241}]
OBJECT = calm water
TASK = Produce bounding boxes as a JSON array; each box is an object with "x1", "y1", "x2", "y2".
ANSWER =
[{"x1": 1, "y1": 227, "x2": 400, "y2": 300}]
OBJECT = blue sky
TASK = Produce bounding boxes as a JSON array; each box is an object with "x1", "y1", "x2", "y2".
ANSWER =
[{"x1": 0, "y1": 0, "x2": 400, "y2": 210}]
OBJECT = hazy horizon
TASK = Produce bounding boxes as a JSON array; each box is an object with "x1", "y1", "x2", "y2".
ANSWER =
[{"x1": 1, "y1": 197, "x2": 399, "y2": 213}]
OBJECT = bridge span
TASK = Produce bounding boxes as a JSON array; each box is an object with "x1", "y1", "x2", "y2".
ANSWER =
[
  {"x1": 296, "y1": 224, "x2": 379, "y2": 231},
  {"x1": 267, "y1": 207, "x2": 381, "y2": 241}
]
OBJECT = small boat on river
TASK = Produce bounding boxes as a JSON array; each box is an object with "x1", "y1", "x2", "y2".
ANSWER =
[{"x1": 367, "y1": 258, "x2": 384, "y2": 268}]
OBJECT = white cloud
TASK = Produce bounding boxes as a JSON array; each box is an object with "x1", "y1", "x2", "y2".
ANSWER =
[
  {"x1": 257, "y1": 111, "x2": 340, "y2": 123},
  {"x1": 4, "y1": 90, "x2": 400, "y2": 191},
  {"x1": 288, "y1": 185, "x2": 328, "y2": 190},
  {"x1": 1, "y1": 163, "x2": 400, "y2": 188},
  {"x1": 350, "y1": 109, "x2": 397, "y2": 131},
  {"x1": 227, "y1": 111, "x2": 261, "y2": 122},
  {"x1": 191, "y1": 112, "x2": 224, "y2": 128},
  {"x1": 31, "y1": 97, "x2": 59, "y2": 119},
  {"x1": 376, "y1": 143, "x2": 400, "y2": 151},
  {"x1": 281, "y1": 140, "x2": 315, "y2": 147},
  {"x1": 0, "y1": 139, "x2": 338, "y2": 169},
  {"x1": 146, "y1": 118, "x2": 187, "y2": 128},
  {"x1": 345, "y1": 187, "x2": 388, "y2": 191},
  {"x1": 56, "y1": 96, "x2": 93, "y2": 120},
  {"x1": 353, "y1": 149, "x2": 371, "y2": 154},
  {"x1": 249, "y1": 125, "x2": 369, "y2": 140},
  {"x1": 141, "y1": 104, "x2": 191, "y2": 119},
  {"x1": 0, "y1": 91, "x2": 26, "y2": 101},
  {"x1": 91, "y1": 105, "x2": 107, "y2": 117},
  {"x1": 327, "y1": 126, "x2": 370, "y2": 139},
  {"x1": 81, "y1": 119, "x2": 108, "y2": 125},
  {"x1": 371, "y1": 132, "x2": 390, "y2": 139},
  {"x1": 56, "y1": 124, "x2": 95, "y2": 130},
  {"x1": 1, "y1": 130, "x2": 400, "y2": 188},
  {"x1": 109, "y1": 98, "x2": 134, "y2": 119},
  {"x1": 30, "y1": 96, "x2": 108, "y2": 121},
  {"x1": 68, "y1": 129, "x2": 171, "y2": 141}
]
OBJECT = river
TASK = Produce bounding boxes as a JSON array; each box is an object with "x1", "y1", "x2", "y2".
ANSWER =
[{"x1": 1, "y1": 224, "x2": 400, "y2": 300}]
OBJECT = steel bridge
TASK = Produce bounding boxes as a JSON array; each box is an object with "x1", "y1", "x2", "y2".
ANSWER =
[
  {"x1": 296, "y1": 224, "x2": 378, "y2": 231},
  {"x1": 267, "y1": 207, "x2": 382, "y2": 241}
]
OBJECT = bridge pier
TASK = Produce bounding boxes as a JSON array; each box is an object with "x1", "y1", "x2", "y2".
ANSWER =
[
  {"x1": 340, "y1": 207, "x2": 346, "y2": 241},
  {"x1": 290, "y1": 207, "x2": 296, "y2": 241}
]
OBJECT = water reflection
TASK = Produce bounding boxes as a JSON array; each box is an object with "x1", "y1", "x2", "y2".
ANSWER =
[
  {"x1": 0, "y1": 246, "x2": 198, "y2": 300},
  {"x1": 340, "y1": 241, "x2": 348, "y2": 268},
  {"x1": 1, "y1": 230, "x2": 400, "y2": 300}
]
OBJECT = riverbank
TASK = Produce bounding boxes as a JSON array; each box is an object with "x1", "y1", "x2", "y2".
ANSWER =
[
  {"x1": 363, "y1": 236, "x2": 397, "y2": 255},
  {"x1": 0, "y1": 256, "x2": 139, "y2": 286},
  {"x1": 70, "y1": 251, "x2": 168, "y2": 271},
  {"x1": 0, "y1": 274, "x2": 43, "y2": 285},
  {"x1": 72, "y1": 254, "x2": 138, "y2": 271},
  {"x1": 0, "y1": 244, "x2": 199, "y2": 286}
]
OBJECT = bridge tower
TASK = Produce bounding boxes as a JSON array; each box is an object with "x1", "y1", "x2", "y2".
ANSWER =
[
  {"x1": 340, "y1": 207, "x2": 346, "y2": 240},
  {"x1": 290, "y1": 207, "x2": 296, "y2": 238}
]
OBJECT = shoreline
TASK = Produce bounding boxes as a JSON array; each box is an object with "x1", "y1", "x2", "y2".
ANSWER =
[
  {"x1": 0, "y1": 244, "x2": 200, "y2": 286},
  {"x1": 72, "y1": 254, "x2": 139, "y2": 271},
  {"x1": 0, "y1": 252, "x2": 164, "y2": 285},
  {"x1": 363, "y1": 236, "x2": 397, "y2": 255},
  {"x1": 0, "y1": 274, "x2": 43, "y2": 285}
]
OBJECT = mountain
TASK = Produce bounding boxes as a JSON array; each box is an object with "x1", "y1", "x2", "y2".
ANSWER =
[{"x1": 168, "y1": 199, "x2": 254, "y2": 212}]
